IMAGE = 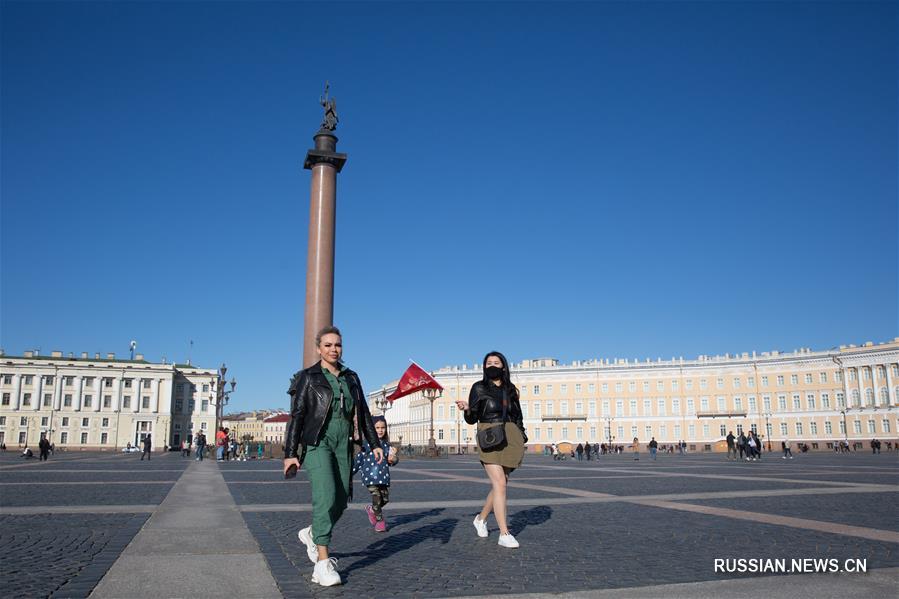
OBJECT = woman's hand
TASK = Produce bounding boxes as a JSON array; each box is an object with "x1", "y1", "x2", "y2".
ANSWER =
[
  {"x1": 283, "y1": 457, "x2": 300, "y2": 476},
  {"x1": 455, "y1": 400, "x2": 469, "y2": 411},
  {"x1": 372, "y1": 447, "x2": 385, "y2": 463}
]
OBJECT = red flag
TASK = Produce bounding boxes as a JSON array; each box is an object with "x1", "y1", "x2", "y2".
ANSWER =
[{"x1": 387, "y1": 362, "x2": 443, "y2": 401}]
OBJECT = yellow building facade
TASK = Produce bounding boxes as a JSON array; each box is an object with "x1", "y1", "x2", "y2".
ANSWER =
[{"x1": 370, "y1": 338, "x2": 899, "y2": 453}]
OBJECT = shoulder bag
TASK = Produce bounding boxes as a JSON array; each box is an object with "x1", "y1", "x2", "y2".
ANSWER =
[{"x1": 476, "y1": 386, "x2": 508, "y2": 451}]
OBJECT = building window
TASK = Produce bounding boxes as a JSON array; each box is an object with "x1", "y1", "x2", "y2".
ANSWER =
[
  {"x1": 688, "y1": 424, "x2": 695, "y2": 439},
  {"x1": 615, "y1": 382, "x2": 622, "y2": 392},
  {"x1": 81, "y1": 432, "x2": 88, "y2": 444},
  {"x1": 672, "y1": 380, "x2": 679, "y2": 391},
  {"x1": 702, "y1": 423, "x2": 709, "y2": 438},
  {"x1": 853, "y1": 420, "x2": 861, "y2": 434},
  {"x1": 176, "y1": 383, "x2": 184, "y2": 394},
  {"x1": 700, "y1": 397, "x2": 709, "y2": 411},
  {"x1": 795, "y1": 422, "x2": 803, "y2": 435},
  {"x1": 804, "y1": 373, "x2": 812, "y2": 384},
  {"x1": 734, "y1": 397, "x2": 742, "y2": 412},
  {"x1": 20, "y1": 417, "x2": 27, "y2": 426},
  {"x1": 883, "y1": 420, "x2": 891, "y2": 433},
  {"x1": 686, "y1": 398, "x2": 694, "y2": 414},
  {"x1": 1, "y1": 393, "x2": 8, "y2": 406},
  {"x1": 656, "y1": 381, "x2": 664, "y2": 391},
  {"x1": 747, "y1": 397, "x2": 756, "y2": 412},
  {"x1": 867, "y1": 420, "x2": 876, "y2": 434},
  {"x1": 850, "y1": 389, "x2": 860, "y2": 407},
  {"x1": 778, "y1": 395, "x2": 786, "y2": 411},
  {"x1": 839, "y1": 420, "x2": 846, "y2": 435},
  {"x1": 685, "y1": 379, "x2": 693, "y2": 390},
  {"x1": 819, "y1": 372, "x2": 827, "y2": 383},
  {"x1": 43, "y1": 394, "x2": 52, "y2": 407},
  {"x1": 533, "y1": 385, "x2": 540, "y2": 395},
  {"x1": 142, "y1": 396, "x2": 150, "y2": 409},
  {"x1": 810, "y1": 422, "x2": 818, "y2": 435},
  {"x1": 40, "y1": 416, "x2": 48, "y2": 427},
  {"x1": 761, "y1": 376, "x2": 768, "y2": 387},
  {"x1": 719, "y1": 424, "x2": 726, "y2": 436},
  {"x1": 101, "y1": 418, "x2": 109, "y2": 427},
  {"x1": 82, "y1": 417, "x2": 89, "y2": 427},
  {"x1": 2, "y1": 375, "x2": 11, "y2": 384},
  {"x1": 642, "y1": 381, "x2": 649, "y2": 392},
  {"x1": 83, "y1": 395, "x2": 92, "y2": 408},
  {"x1": 700, "y1": 379, "x2": 708, "y2": 390},
  {"x1": 849, "y1": 369, "x2": 857, "y2": 382},
  {"x1": 202, "y1": 384, "x2": 210, "y2": 392},
  {"x1": 60, "y1": 432, "x2": 68, "y2": 444},
  {"x1": 0, "y1": 416, "x2": 5, "y2": 425},
  {"x1": 780, "y1": 423, "x2": 788, "y2": 435},
  {"x1": 644, "y1": 399, "x2": 652, "y2": 414},
  {"x1": 630, "y1": 399, "x2": 638, "y2": 414},
  {"x1": 61, "y1": 417, "x2": 69, "y2": 426},
  {"x1": 560, "y1": 402, "x2": 569, "y2": 417},
  {"x1": 22, "y1": 393, "x2": 31, "y2": 406},
  {"x1": 201, "y1": 400, "x2": 209, "y2": 412},
  {"x1": 790, "y1": 374, "x2": 798, "y2": 385},
  {"x1": 631, "y1": 426, "x2": 638, "y2": 438},
  {"x1": 836, "y1": 392, "x2": 845, "y2": 408},
  {"x1": 806, "y1": 394, "x2": 816, "y2": 409},
  {"x1": 864, "y1": 388, "x2": 875, "y2": 406},
  {"x1": 658, "y1": 399, "x2": 666, "y2": 416},
  {"x1": 123, "y1": 396, "x2": 131, "y2": 409},
  {"x1": 716, "y1": 378, "x2": 724, "y2": 389},
  {"x1": 124, "y1": 379, "x2": 132, "y2": 388},
  {"x1": 821, "y1": 393, "x2": 830, "y2": 408},
  {"x1": 747, "y1": 377, "x2": 755, "y2": 388},
  {"x1": 101, "y1": 432, "x2": 108, "y2": 444},
  {"x1": 792, "y1": 395, "x2": 801, "y2": 410},
  {"x1": 102, "y1": 395, "x2": 111, "y2": 408},
  {"x1": 736, "y1": 424, "x2": 744, "y2": 436},
  {"x1": 825, "y1": 421, "x2": 832, "y2": 435},
  {"x1": 24, "y1": 375, "x2": 33, "y2": 385},
  {"x1": 65, "y1": 376, "x2": 74, "y2": 386},
  {"x1": 733, "y1": 378, "x2": 741, "y2": 389},
  {"x1": 143, "y1": 379, "x2": 151, "y2": 389}
]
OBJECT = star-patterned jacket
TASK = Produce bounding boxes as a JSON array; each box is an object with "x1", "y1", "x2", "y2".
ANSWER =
[{"x1": 352, "y1": 438, "x2": 392, "y2": 487}]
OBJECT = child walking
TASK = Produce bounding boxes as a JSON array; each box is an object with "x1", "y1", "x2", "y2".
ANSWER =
[{"x1": 353, "y1": 417, "x2": 398, "y2": 532}]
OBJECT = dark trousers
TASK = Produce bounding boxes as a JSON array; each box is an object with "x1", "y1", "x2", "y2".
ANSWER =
[
  {"x1": 40, "y1": 450, "x2": 49, "y2": 461},
  {"x1": 368, "y1": 485, "x2": 390, "y2": 521},
  {"x1": 141, "y1": 448, "x2": 151, "y2": 460}
]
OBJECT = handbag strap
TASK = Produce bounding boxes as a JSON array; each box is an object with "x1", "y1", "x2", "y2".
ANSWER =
[{"x1": 501, "y1": 386, "x2": 508, "y2": 422}]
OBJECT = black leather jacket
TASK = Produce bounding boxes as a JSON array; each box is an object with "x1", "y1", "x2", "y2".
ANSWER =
[
  {"x1": 464, "y1": 381, "x2": 525, "y2": 434},
  {"x1": 283, "y1": 362, "x2": 379, "y2": 463}
]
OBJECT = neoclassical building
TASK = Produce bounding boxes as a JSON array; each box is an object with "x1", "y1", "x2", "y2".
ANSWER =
[
  {"x1": 370, "y1": 338, "x2": 899, "y2": 453},
  {"x1": 0, "y1": 349, "x2": 221, "y2": 451}
]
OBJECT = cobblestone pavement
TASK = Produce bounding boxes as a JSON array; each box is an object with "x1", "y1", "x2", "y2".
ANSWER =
[
  {"x1": 1, "y1": 450, "x2": 897, "y2": 598},
  {"x1": 0, "y1": 451, "x2": 187, "y2": 598},
  {"x1": 225, "y1": 451, "x2": 899, "y2": 598}
]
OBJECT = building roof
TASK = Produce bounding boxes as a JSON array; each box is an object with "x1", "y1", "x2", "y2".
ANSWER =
[{"x1": 263, "y1": 413, "x2": 290, "y2": 423}]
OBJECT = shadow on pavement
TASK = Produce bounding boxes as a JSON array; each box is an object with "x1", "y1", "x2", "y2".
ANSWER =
[{"x1": 509, "y1": 505, "x2": 552, "y2": 535}]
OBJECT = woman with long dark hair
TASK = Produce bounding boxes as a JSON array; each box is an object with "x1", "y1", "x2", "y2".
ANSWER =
[{"x1": 455, "y1": 351, "x2": 527, "y2": 548}]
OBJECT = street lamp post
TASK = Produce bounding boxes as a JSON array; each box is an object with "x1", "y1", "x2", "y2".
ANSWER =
[
  {"x1": 215, "y1": 363, "x2": 237, "y2": 431},
  {"x1": 424, "y1": 387, "x2": 441, "y2": 457},
  {"x1": 763, "y1": 412, "x2": 772, "y2": 452},
  {"x1": 840, "y1": 409, "x2": 849, "y2": 447}
]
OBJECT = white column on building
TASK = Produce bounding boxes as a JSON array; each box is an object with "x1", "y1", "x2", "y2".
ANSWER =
[
  {"x1": 53, "y1": 374, "x2": 63, "y2": 410},
  {"x1": 840, "y1": 367, "x2": 851, "y2": 409},
  {"x1": 133, "y1": 378, "x2": 141, "y2": 413},
  {"x1": 114, "y1": 376, "x2": 123, "y2": 412},
  {"x1": 12, "y1": 374, "x2": 22, "y2": 410},
  {"x1": 74, "y1": 376, "x2": 84, "y2": 411},
  {"x1": 93, "y1": 377, "x2": 102, "y2": 412},
  {"x1": 151, "y1": 379, "x2": 160, "y2": 413},
  {"x1": 886, "y1": 362, "x2": 896, "y2": 405},
  {"x1": 33, "y1": 375, "x2": 43, "y2": 411},
  {"x1": 856, "y1": 366, "x2": 866, "y2": 407}
]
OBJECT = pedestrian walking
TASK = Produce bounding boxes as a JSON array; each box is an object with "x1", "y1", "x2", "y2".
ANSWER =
[
  {"x1": 648, "y1": 437, "x2": 658, "y2": 460},
  {"x1": 283, "y1": 326, "x2": 383, "y2": 587},
  {"x1": 195, "y1": 431, "x2": 206, "y2": 461},
  {"x1": 576, "y1": 443, "x2": 584, "y2": 461},
  {"x1": 782, "y1": 438, "x2": 793, "y2": 459},
  {"x1": 140, "y1": 434, "x2": 152, "y2": 461},
  {"x1": 726, "y1": 431, "x2": 736, "y2": 460},
  {"x1": 584, "y1": 442, "x2": 592, "y2": 461},
  {"x1": 39, "y1": 436, "x2": 51, "y2": 461},
  {"x1": 353, "y1": 417, "x2": 398, "y2": 532},
  {"x1": 632, "y1": 437, "x2": 640, "y2": 460},
  {"x1": 456, "y1": 351, "x2": 527, "y2": 549}
]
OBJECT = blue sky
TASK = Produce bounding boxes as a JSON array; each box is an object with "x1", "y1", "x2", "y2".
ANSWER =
[{"x1": 2, "y1": 1, "x2": 896, "y2": 413}]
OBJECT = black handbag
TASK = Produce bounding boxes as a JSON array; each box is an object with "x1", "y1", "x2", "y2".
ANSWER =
[{"x1": 476, "y1": 387, "x2": 508, "y2": 451}]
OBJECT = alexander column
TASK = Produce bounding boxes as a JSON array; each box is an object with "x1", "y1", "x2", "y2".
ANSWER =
[{"x1": 302, "y1": 83, "x2": 347, "y2": 367}]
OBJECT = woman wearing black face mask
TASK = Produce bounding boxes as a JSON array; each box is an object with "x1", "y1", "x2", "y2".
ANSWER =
[{"x1": 455, "y1": 351, "x2": 526, "y2": 548}]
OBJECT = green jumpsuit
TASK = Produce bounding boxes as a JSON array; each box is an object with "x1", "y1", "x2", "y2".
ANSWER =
[{"x1": 305, "y1": 367, "x2": 353, "y2": 547}]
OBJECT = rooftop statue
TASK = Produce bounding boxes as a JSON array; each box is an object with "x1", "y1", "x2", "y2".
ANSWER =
[{"x1": 319, "y1": 81, "x2": 338, "y2": 131}]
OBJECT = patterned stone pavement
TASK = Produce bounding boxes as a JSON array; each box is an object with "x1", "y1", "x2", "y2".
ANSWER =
[{"x1": 1, "y1": 449, "x2": 897, "y2": 598}]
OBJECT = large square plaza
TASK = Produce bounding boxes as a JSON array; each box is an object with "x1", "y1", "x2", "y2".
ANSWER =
[{"x1": 1, "y1": 449, "x2": 897, "y2": 598}]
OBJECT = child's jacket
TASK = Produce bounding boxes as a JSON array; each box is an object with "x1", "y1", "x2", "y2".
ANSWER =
[{"x1": 352, "y1": 439, "x2": 391, "y2": 487}]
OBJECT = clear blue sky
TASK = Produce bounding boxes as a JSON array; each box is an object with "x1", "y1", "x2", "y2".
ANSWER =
[{"x1": 2, "y1": 1, "x2": 896, "y2": 413}]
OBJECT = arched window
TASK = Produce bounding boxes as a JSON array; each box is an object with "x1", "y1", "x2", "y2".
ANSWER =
[
  {"x1": 850, "y1": 389, "x2": 860, "y2": 407},
  {"x1": 880, "y1": 387, "x2": 889, "y2": 406},
  {"x1": 864, "y1": 388, "x2": 874, "y2": 406}
]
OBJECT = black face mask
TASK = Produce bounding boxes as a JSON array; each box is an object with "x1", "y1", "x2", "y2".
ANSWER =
[{"x1": 485, "y1": 366, "x2": 503, "y2": 380}]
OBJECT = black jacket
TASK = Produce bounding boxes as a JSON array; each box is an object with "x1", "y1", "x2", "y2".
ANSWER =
[
  {"x1": 283, "y1": 362, "x2": 379, "y2": 463},
  {"x1": 464, "y1": 381, "x2": 526, "y2": 436}
]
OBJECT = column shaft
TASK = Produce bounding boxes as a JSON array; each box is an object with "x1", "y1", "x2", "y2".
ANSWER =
[{"x1": 302, "y1": 163, "x2": 337, "y2": 367}]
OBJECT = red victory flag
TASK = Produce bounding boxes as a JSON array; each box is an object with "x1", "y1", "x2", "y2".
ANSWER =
[{"x1": 387, "y1": 362, "x2": 443, "y2": 401}]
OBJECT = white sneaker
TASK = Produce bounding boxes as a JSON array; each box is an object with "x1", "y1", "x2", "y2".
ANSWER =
[
  {"x1": 311, "y1": 557, "x2": 342, "y2": 587},
  {"x1": 297, "y1": 526, "x2": 317, "y2": 564},
  {"x1": 473, "y1": 515, "x2": 488, "y2": 538},
  {"x1": 498, "y1": 533, "x2": 519, "y2": 548}
]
